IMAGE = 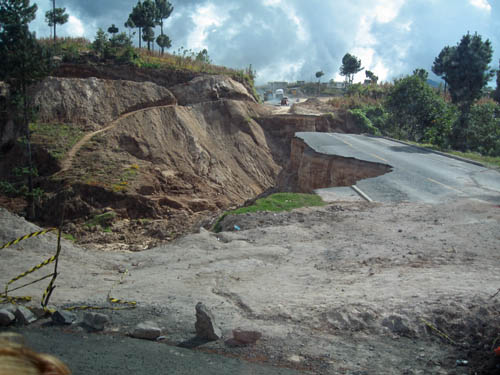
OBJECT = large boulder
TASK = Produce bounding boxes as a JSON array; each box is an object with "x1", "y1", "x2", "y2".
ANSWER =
[{"x1": 170, "y1": 75, "x2": 256, "y2": 106}]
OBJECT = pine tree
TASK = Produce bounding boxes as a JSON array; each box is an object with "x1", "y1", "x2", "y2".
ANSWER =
[
  {"x1": 154, "y1": 0, "x2": 173, "y2": 54},
  {"x1": 45, "y1": 0, "x2": 68, "y2": 42},
  {"x1": 0, "y1": 0, "x2": 53, "y2": 218}
]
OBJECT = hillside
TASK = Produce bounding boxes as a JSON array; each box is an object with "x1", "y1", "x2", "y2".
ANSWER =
[{"x1": 0, "y1": 63, "x2": 374, "y2": 250}]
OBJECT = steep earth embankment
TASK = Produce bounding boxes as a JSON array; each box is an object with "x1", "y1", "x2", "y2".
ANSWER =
[
  {"x1": 0, "y1": 69, "x2": 390, "y2": 250},
  {"x1": 33, "y1": 76, "x2": 177, "y2": 128},
  {"x1": 26, "y1": 75, "x2": 280, "y2": 250}
]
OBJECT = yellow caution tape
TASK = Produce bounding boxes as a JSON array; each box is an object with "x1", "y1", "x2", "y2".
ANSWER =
[
  {"x1": 420, "y1": 317, "x2": 457, "y2": 345},
  {"x1": 1, "y1": 256, "x2": 57, "y2": 305},
  {"x1": 108, "y1": 297, "x2": 137, "y2": 307},
  {"x1": 0, "y1": 228, "x2": 57, "y2": 250},
  {"x1": 1, "y1": 228, "x2": 136, "y2": 312},
  {"x1": 64, "y1": 299, "x2": 137, "y2": 311},
  {"x1": 64, "y1": 270, "x2": 137, "y2": 311}
]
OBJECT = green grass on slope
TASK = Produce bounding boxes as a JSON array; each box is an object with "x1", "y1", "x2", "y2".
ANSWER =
[{"x1": 213, "y1": 193, "x2": 326, "y2": 232}]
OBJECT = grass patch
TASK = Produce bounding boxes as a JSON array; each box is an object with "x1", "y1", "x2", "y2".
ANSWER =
[
  {"x1": 213, "y1": 193, "x2": 326, "y2": 232},
  {"x1": 29, "y1": 122, "x2": 84, "y2": 160},
  {"x1": 85, "y1": 211, "x2": 116, "y2": 230},
  {"x1": 62, "y1": 233, "x2": 77, "y2": 242},
  {"x1": 447, "y1": 151, "x2": 500, "y2": 168}
]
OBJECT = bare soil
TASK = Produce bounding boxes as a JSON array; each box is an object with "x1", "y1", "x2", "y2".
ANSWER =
[{"x1": 1, "y1": 197, "x2": 499, "y2": 374}]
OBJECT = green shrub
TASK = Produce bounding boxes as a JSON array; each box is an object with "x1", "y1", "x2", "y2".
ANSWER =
[
  {"x1": 385, "y1": 75, "x2": 454, "y2": 143},
  {"x1": 466, "y1": 101, "x2": 500, "y2": 156},
  {"x1": 348, "y1": 108, "x2": 382, "y2": 135}
]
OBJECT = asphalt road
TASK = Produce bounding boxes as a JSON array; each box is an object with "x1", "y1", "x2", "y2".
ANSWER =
[
  {"x1": 5, "y1": 327, "x2": 304, "y2": 375},
  {"x1": 296, "y1": 132, "x2": 500, "y2": 204}
]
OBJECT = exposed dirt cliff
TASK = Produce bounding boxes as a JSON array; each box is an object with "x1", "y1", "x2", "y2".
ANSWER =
[
  {"x1": 0, "y1": 67, "x2": 389, "y2": 250},
  {"x1": 279, "y1": 137, "x2": 392, "y2": 192},
  {"x1": 33, "y1": 76, "x2": 177, "y2": 128},
  {"x1": 23, "y1": 75, "x2": 279, "y2": 250}
]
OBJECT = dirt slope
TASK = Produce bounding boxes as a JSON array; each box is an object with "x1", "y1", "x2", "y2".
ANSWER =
[{"x1": 17, "y1": 74, "x2": 279, "y2": 250}]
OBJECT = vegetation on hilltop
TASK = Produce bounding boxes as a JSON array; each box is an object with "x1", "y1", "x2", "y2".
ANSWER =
[{"x1": 330, "y1": 34, "x2": 500, "y2": 159}]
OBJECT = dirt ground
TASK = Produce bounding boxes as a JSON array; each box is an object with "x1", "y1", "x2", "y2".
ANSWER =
[{"x1": 1, "y1": 196, "x2": 500, "y2": 374}]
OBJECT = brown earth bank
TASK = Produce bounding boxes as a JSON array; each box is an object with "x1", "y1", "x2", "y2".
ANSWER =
[{"x1": 0, "y1": 66, "x2": 381, "y2": 250}]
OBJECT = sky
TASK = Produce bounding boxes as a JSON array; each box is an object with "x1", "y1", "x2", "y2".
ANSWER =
[{"x1": 30, "y1": 0, "x2": 500, "y2": 85}]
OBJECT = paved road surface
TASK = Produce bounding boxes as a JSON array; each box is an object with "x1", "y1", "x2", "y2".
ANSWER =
[
  {"x1": 8, "y1": 327, "x2": 304, "y2": 375},
  {"x1": 297, "y1": 132, "x2": 500, "y2": 204}
]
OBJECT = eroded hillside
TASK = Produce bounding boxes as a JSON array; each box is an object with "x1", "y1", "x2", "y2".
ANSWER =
[{"x1": 0, "y1": 65, "x2": 389, "y2": 250}]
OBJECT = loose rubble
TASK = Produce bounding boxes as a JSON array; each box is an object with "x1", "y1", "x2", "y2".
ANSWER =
[
  {"x1": 51, "y1": 310, "x2": 77, "y2": 325},
  {"x1": 83, "y1": 312, "x2": 110, "y2": 331},
  {"x1": 131, "y1": 321, "x2": 162, "y2": 340},
  {"x1": 14, "y1": 306, "x2": 37, "y2": 325}
]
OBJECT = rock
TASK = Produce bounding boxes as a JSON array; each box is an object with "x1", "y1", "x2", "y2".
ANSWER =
[
  {"x1": 52, "y1": 310, "x2": 77, "y2": 325},
  {"x1": 2, "y1": 304, "x2": 17, "y2": 314},
  {"x1": 32, "y1": 77, "x2": 177, "y2": 126},
  {"x1": 170, "y1": 75, "x2": 256, "y2": 106},
  {"x1": 187, "y1": 199, "x2": 215, "y2": 213},
  {"x1": 14, "y1": 306, "x2": 37, "y2": 325},
  {"x1": 0, "y1": 309, "x2": 15, "y2": 326},
  {"x1": 195, "y1": 302, "x2": 222, "y2": 341},
  {"x1": 232, "y1": 329, "x2": 262, "y2": 345},
  {"x1": 382, "y1": 315, "x2": 412, "y2": 336},
  {"x1": 288, "y1": 355, "x2": 304, "y2": 363},
  {"x1": 83, "y1": 312, "x2": 109, "y2": 331},
  {"x1": 131, "y1": 321, "x2": 162, "y2": 340}
]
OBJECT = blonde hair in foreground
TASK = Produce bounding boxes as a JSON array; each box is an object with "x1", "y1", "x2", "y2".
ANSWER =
[{"x1": 0, "y1": 333, "x2": 70, "y2": 375}]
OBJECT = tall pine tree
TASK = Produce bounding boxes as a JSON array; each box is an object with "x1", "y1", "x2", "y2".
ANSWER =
[{"x1": 0, "y1": 0, "x2": 54, "y2": 218}]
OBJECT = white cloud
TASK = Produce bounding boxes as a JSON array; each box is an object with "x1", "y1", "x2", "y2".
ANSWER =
[
  {"x1": 281, "y1": 5, "x2": 308, "y2": 42},
  {"x1": 374, "y1": 0, "x2": 406, "y2": 23},
  {"x1": 187, "y1": 4, "x2": 228, "y2": 50},
  {"x1": 347, "y1": 0, "x2": 407, "y2": 83},
  {"x1": 262, "y1": 0, "x2": 282, "y2": 6},
  {"x1": 64, "y1": 15, "x2": 85, "y2": 37},
  {"x1": 469, "y1": 0, "x2": 492, "y2": 12}
]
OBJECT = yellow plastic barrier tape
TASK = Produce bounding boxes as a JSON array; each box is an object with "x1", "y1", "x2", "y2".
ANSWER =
[
  {"x1": 64, "y1": 270, "x2": 137, "y2": 311},
  {"x1": 1, "y1": 256, "x2": 57, "y2": 305},
  {"x1": 0, "y1": 228, "x2": 57, "y2": 250},
  {"x1": 64, "y1": 299, "x2": 137, "y2": 311},
  {"x1": 420, "y1": 317, "x2": 457, "y2": 345}
]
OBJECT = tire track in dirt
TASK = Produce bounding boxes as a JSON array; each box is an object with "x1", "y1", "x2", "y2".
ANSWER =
[{"x1": 55, "y1": 104, "x2": 175, "y2": 175}]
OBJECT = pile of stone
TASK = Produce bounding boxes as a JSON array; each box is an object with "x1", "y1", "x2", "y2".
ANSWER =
[
  {"x1": 1, "y1": 301, "x2": 263, "y2": 350},
  {"x1": 0, "y1": 305, "x2": 37, "y2": 326}
]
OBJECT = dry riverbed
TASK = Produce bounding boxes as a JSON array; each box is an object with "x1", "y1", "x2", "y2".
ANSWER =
[{"x1": 1, "y1": 198, "x2": 500, "y2": 374}]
